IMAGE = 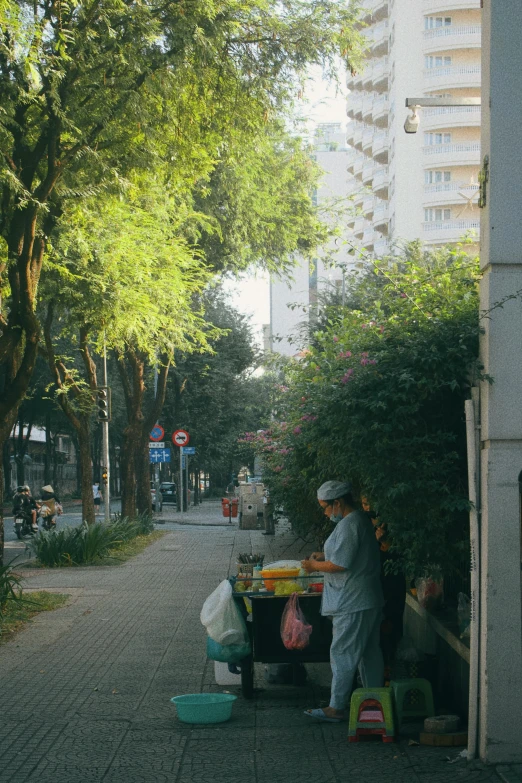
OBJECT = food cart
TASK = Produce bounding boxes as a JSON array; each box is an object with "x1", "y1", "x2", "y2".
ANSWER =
[{"x1": 230, "y1": 575, "x2": 333, "y2": 699}]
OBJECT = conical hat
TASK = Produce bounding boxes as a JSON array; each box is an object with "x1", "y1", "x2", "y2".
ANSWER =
[{"x1": 42, "y1": 485, "x2": 54, "y2": 493}]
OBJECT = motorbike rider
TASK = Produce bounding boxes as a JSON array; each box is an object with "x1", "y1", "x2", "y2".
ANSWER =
[
  {"x1": 39, "y1": 485, "x2": 61, "y2": 528},
  {"x1": 13, "y1": 485, "x2": 39, "y2": 532}
]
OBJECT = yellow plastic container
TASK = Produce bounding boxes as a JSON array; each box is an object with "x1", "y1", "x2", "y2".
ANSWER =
[{"x1": 261, "y1": 567, "x2": 300, "y2": 591}]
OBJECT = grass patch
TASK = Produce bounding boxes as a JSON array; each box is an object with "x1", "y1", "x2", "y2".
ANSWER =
[
  {"x1": 96, "y1": 530, "x2": 168, "y2": 565},
  {"x1": 0, "y1": 592, "x2": 70, "y2": 644}
]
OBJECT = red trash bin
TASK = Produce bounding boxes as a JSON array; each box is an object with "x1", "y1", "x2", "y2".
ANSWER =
[{"x1": 221, "y1": 498, "x2": 239, "y2": 519}]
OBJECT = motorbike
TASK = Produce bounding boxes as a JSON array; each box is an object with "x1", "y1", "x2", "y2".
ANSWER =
[
  {"x1": 13, "y1": 509, "x2": 36, "y2": 540},
  {"x1": 38, "y1": 504, "x2": 57, "y2": 531}
]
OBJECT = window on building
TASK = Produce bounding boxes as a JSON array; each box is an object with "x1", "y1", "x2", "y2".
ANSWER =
[
  {"x1": 425, "y1": 55, "x2": 452, "y2": 68},
  {"x1": 424, "y1": 132, "x2": 452, "y2": 146},
  {"x1": 424, "y1": 16, "x2": 452, "y2": 29},
  {"x1": 425, "y1": 208, "x2": 452, "y2": 222},
  {"x1": 425, "y1": 170, "x2": 452, "y2": 184}
]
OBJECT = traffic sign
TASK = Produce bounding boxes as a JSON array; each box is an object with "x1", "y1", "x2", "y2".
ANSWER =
[
  {"x1": 181, "y1": 455, "x2": 187, "y2": 469},
  {"x1": 150, "y1": 424, "x2": 165, "y2": 442},
  {"x1": 181, "y1": 446, "x2": 196, "y2": 455},
  {"x1": 172, "y1": 429, "x2": 190, "y2": 447},
  {"x1": 148, "y1": 441, "x2": 165, "y2": 448},
  {"x1": 149, "y1": 448, "x2": 171, "y2": 463}
]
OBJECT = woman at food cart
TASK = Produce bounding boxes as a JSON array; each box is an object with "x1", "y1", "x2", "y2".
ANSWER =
[{"x1": 301, "y1": 481, "x2": 384, "y2": 723}]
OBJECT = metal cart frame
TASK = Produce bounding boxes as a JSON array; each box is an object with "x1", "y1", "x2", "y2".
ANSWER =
[{"x1": 232, "y1": 590, "x2": 332, "y2": 699}]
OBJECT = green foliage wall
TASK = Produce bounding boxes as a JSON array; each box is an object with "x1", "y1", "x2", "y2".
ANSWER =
[{"x1": 248, "y1": 245, "x2": 481, "y2": 576}]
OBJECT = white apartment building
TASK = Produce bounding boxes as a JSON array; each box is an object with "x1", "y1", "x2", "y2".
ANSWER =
[
  {"x1": 346, "y1": 0, "x2": 481, "y2": 254},
  {"x1": 269, "y1": 123, "x2": 353, "y2": 356}
]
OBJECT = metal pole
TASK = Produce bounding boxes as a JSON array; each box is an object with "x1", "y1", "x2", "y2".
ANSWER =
[
  {"x1": 179, "y1": 448, "x2": 183, "y2": 514},
  {"x1": 153, "y1": 365, "x2": 160, "y2": 490},
  {"x1": 185, "y1": 456, "x2": 189, "y2": 508},
  {"x1": 102, "y1": 336, "x2": 110, "y2": 522},
  {"x1": 341, "y1": 267, "x2": 346, "y2": 307}
]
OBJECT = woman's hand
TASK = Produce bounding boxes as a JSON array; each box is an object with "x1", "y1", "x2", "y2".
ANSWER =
[
  {"x1": 310, "y1": 551, "x2": 325, "y2": 561},
  {"x1": 301, "y1": 558, "x2": 318, "y2": 573}
]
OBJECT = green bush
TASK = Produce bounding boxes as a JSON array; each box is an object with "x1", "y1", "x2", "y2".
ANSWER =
[
  {"x1": 247, "y1": 244, "x2": 481, "y2": 576},
  {"x1": 0, "y1": 560, "x2": 24, "y2": 620}
]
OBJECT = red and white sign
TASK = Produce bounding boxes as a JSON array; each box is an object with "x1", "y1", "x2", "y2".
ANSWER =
[
  {"x1": 172, "y1": 429, "x2": 190, "y2": 447},
  {"x1": 149, "y1": 424, "x2": 165, "y2": 442}
]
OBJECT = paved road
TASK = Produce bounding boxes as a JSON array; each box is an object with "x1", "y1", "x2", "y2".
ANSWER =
[{"x1": 0, "y1": 501, "x2": 519, "y2": 783}]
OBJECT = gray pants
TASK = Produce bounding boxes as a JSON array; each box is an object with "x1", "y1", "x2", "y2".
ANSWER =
[{"x1": 329, "y1": 607, "x2": 384, "y2": 711}]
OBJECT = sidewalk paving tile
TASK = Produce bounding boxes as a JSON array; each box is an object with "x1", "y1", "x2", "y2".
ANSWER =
[{"x1": 0, "y1": 500, "x2": 518, "y2": 782}]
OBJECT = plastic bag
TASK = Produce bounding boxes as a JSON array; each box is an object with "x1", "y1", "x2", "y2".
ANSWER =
[
  {"x1": 415, "y1": 577, "x2": 443, "y2": 611},
  {"x1": 200, "y1": 580, "x2": 248, "y2": 645},
  {"x1": 206, "y1": 636, "x2": 251, "y2": 663},
  {"x1": 457, "y1": 592, "x2": 471, "y2": 638},
  {"x1": 280, "y1": 593, "x2": 313, "y2": 650}
]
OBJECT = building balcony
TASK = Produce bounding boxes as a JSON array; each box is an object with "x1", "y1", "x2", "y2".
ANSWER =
[
  {"x1": 362, "y1": 0, "x2": 389, "y2": 22},
  {"x1": 423, "y1": 65, "x2": 481, "y2": 91},
  {"x1": 373, "y1": 202, "x2": 390, "y2": 233},
  {"x1": 362, "y1": 68, "x2": 374, "y2": 91},
  {"x1": 423, "y1": 25, "x2": 481, "y2": 53},
  {"x1": 374, "y1": 235, "x2": 390, "y2": 257},
  {"x1": 362, "y1": 159, "x2": 375, "y2": 185},
  {"x1": 346, "y1": 125, "x2": 356, "y2": 146},
  {"x1": 422, "y1": 105, "x2": 481, "y2": 131},
  {"x1": 363, "y1": 194, "x2": 375, "y2": 218},
  {"x1": 423, "y1": 142, "x2": 481, "y2": 166},
  {"x1": 347, "y1": 211, "x2": 357, "y2": 228},
  {"x1": 353, "y1": 191, "x2": 365, "y2": 208},
  {"x1": 372, "y1": 166, "x2": 389, "y2": 196},
  {"x1": 423, "y1": 0, "x2": 480, "y2": 12},
  {"x1": 362, "y1": 227, "x2": 375, "y2": 250},
  {"x1": 422, "y1": 219, "x2": 480, "y2": 244},
  {"x1": 372, "y1": 56, "x2": 389, "y2": 92},
  {"x1": 354, "y1": 155, "x2": 365, "y2": 179},
  {"x1": 372, "y1": 95, "x2": 389, "y2": 127},
  {"x1": 372, "y1": 131, "x2": 389, "y2": 163},
  {"x1": 423, "y1": 181, "x2": 480, "y2": 206},
  {"x1": 354, "y1": 125, "x2": 365, "y2": 151},
  {"x1": 349, "y1": 93, "x2": 363, "y2": 120},
  {"x1": 353, "y1": 216, "x2": 365, "y2": 238},
  {"x1": 346, "y1": 148, "x2": 356, "y2": 174},
  {"x1": 363, "y1": 127, "x2": 374, "y2": 154},
  {"x1": 369, "y1": 20, "x2": 389, "y2": 56},
  {"x1": 352, "y1": 71, "x2": 364, "y2": 91},
  {"x1": 362, "y1": 95, "x2": 374, "y2": 123}
]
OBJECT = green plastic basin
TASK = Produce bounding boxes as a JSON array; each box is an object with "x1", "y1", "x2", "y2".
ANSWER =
[{"x1": 171, "y1": 693, "x2": 237, "y2": 724}]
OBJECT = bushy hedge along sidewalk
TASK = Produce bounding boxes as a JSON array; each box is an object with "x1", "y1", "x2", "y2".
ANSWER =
[{"x1": 30, "y1": 514, "x2": 155, "y2": 568}]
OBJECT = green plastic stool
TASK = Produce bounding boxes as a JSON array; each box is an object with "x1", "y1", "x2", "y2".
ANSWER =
[
  {"x1": 390, "y1": 678, "x2": 435, "y2": 728},
  {"x1": 348, "y1": 687, "x2": 396, "y2": 743}
]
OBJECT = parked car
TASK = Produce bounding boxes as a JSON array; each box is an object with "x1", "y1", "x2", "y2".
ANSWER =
[
  {"x1": 159, "y1": 482, "x2": 177, "y2": 505},
  {"x1": 151, "y1": 482, "x2": 163, "y2": 512}
]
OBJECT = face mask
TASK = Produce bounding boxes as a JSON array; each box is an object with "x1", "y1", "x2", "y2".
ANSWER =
[{"x1": 330, "y1": 513, "x2": 343, "y2": 524}]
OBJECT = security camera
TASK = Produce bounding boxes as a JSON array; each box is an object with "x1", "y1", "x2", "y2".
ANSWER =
[{"x1": 404, "y1": 107, "x2": 420, "y2": 134}]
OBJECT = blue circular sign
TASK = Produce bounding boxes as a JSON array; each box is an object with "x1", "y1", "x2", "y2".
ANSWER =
[{"x1": 150, "y1": 424, "x2": 165, "y2": 442}]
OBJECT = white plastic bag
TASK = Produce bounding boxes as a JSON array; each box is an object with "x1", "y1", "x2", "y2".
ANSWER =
[{"x1": 200, "y1": 580, "x2": 248, "y2": 645}]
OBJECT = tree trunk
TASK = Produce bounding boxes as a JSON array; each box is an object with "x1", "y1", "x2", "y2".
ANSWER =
[
  {"x1": 0, "y1": 411, "x2": 18, "y2": 567},
  {"x1": 44, "y1": 412, "x2": 52, "y2": 485},
  {"x1": 78, "y1": 420, "x2": 95, "y2": 525},
  {"x1": 2, "y1": 439, "x2": 12, "y2": 500},
  {"x1": 117, "y1": 348, "x2": 171, "y2": 520},
  {"x1": 120, "y1": 426, "x2": 138, "y2": 519},
  {"x1": 136, "y1": 440, "x2": 151, "y2": 516}
]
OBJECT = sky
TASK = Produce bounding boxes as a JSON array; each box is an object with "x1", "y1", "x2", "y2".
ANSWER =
[{"x1": 222, "y1": 67, "x2": 348, "y2": 347}]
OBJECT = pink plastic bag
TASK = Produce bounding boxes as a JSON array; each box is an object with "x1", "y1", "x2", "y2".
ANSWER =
[{"x1": 280, "y1": 593, "x2": 313, "y2": 650}]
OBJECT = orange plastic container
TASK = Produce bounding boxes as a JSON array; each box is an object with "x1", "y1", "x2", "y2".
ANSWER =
[{"x1": 261, "y1": 568, "x2": 300, "y2": 591}]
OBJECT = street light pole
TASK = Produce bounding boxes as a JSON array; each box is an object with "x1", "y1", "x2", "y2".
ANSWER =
[{"x1": 102, "y1": 337, "x2": 110, "y2": 522}]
